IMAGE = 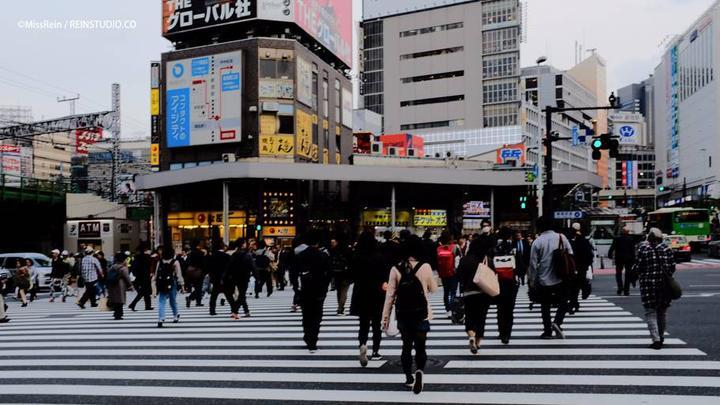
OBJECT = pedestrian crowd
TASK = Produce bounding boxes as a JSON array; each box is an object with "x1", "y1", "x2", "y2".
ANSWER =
[{"x1": 0, "y1": 217, "x2": 682, "y2": 394}]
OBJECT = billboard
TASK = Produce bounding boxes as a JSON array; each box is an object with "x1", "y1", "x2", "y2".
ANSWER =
[
  {"x1": 616, "y1": 123, "x2": 641, "y2": 145},
  {"x1": 496, "y1": 143, "x2": 526, "y2": 165},
  {"x1": 162, "y1": 1, "x2": 352, "y2": 67},
  {"x1": 0, "y1": 145, "x2": 33, "y2": 185},
  {"x1": 75, "y1": 128, "x2": 103, "y2": 154},
  {"x1": 294, "y1": 0, "x2": 353, "y2": 67},
  {"x1": 165, "y1": 50, "x2": 242, "y2": 148},
  {"x1": 162, "y1": 0, "x2": 257, "y2": 37}
]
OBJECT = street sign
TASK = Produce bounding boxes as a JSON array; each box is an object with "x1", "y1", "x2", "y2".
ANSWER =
[
  {"x1": 572, "y1": 127, "x2": 579, "y2": 146},
  {"x1": 575, "y1": 190, "x2": 586, "y2": 203},
  {"x1": 554, "y1": 211, "x2": 584, "y2": 220}
]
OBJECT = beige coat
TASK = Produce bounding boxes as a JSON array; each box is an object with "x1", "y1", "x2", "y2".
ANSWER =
[{"x1": 382, "y1": 259, "x2": 438, "y2": 322}]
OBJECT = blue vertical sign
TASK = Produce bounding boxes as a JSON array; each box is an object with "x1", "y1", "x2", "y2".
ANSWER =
[
  {"x1": 571, "y1": 126, "x2": 579, "y2": 146},
  {"x1": 166, "y1": 88, "x2": 190, "y2": 148},
  {"x1": 627, "y1": 161, "x2": 634, "y2": 190}
]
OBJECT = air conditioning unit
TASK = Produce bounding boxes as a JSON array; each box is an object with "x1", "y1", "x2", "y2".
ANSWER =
[
  {"x1": 222, "y1": 153, "x2": 236, "y2": 163},
  {"x1": 371, "y1": 142, "x2": 383, "y2": 155},
  {"x1": 407, "y1": 148, "x2": 417, "y2": 157},
  {"x1": 388, "y1": 146, "x2": 399, "y2": 156}
]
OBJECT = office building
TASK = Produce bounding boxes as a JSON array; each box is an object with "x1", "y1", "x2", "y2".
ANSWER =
[{"x1": 654, "y1": 0, "x2": 719, "y2": 206}]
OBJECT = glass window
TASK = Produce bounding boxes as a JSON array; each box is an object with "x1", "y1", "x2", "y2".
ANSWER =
[
  {"x1": 259, "y1": 59, "x2": 277, "y2": 78},
  {"x1": 278, "y1": 115, "x2": 294, "y2": 134},
  {"x1": 334, "y1": 79, "x2": 341, "y2": 121},
  {"x1": 322, "y1": 75, "x2": 329, "y2": 118}
]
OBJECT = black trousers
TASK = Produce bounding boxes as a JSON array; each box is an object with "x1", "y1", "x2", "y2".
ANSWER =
[
  {"x1": 276, "y1": 269, "x2": 287, "y2": 290},
  {"x1": 616, "y1": 262, "x2": 633, "y2": 293},
  {"x1": 209, "y1": 281, "x2": 223, "y2": 313},
  {"x1": 301, "y1": 297, "x2": 325, "y2": 348},
  {"x1": 111, "y1": 303, "x2": 124, "y2": 319},
  {"x1": 226, "y1": 281, "x2": 249, "y2": 315},
  {"x1": 188, "y1": 278, "x2": 204, "y2": 305},
  {"x1": 464, "y1": 293, "x2": 491, "y2": 336},
  {"x1": 399, "y1": 324, "x2": 428, "y2": 378},
  {"x1": 254, "y1": 270, "x2": 273, "y2": 296},
  {"x1": 496, "y1": 279, "x2": 519, "y2": 340},
  {"x1": 358, "y1": 314, "x2": 382, "y2": 353},
  {"x1": 129, "y1": 281, "x2": 152, "y2": 310},
  {"x1": 78, "y1": 281, "x2": 97, "y2": 307},
  {"x1": 539, "y1": 283, "x2": 569, "y2": 333},
  {"x1": 570, "y1": 270, "x2": 589, "y2": 308}
]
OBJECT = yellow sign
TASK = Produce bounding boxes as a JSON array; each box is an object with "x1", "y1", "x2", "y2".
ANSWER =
[
  {"x1": 260, "y1": 134, "x2": 294, "y2": 157},
  {"x1": 296, "y1": 109, "x2": 313, "y2": 159},
  {"x1": 323, "y1": 148, "x2": 329, "y2": 164},
  {"x1": 335, "y1": 125, "x2": 341, "y2": 136},
  {"x1": 150, "y1": 89, "x2": 160, "y2": 116},
  {"x1": 414, "y1": 209, "x2": 448, "y2": 227},
  {"x1": 150, "y1": 143, "x2": 160, "y2": 166},
  {"x1": 335, "y1": 152, "x2": 341, "y2": 165},
  {"x1": 323, "y1": 119, "x2": 329, "y2": 130},
  {"x1": 260, "y1": 114, "x2": 277, "y2": 135},
  {"x1": 167, "y1": 211, "x2": 248, "y2": 227},
  {"x1": 362, "y1": 210, "x2": 412, "y2": 227},
  {"x1": 262, "y1": 226, "x2": 296, "y2": 237},
  {"x1": 311, "y1": 144, "x2": 319, "y2": 162}
]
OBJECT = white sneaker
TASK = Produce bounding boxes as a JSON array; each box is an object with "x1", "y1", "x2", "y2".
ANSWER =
[
  {"x1": 445, "y1": 311, "x2": 452, "y2": 319},
  {"x1": 359, "y1": 345, "x2": 368, "y2": 368}
]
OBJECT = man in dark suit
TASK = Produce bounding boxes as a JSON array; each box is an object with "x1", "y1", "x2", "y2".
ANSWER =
[
  {"x1": 513, "y1": 231, "x2": 531, "y2": 285},
  {"x1": 608, "y1": 227, "x2": 637, "y2": 296}
]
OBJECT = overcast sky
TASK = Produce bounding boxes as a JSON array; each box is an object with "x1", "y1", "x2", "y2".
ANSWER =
[{"x1": 0, "y1": 0, "x2": 716, "y2": 139}]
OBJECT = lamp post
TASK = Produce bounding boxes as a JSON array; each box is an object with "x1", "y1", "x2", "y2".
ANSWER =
[{"x1": 535, "y1": 56, "x2": 547, "y2": 218}]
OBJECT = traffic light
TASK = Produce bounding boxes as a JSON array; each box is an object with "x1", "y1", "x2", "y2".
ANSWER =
[
  {"x1": 256, "y1": 224, "x2": 262, "y2": 232},
  {"x1": 519, "y1": 196, "x2": 527, "y2": 210},
  {"x1": 591, "y1": 133, "x2": 620, "y2": 160},
  {"x1": 658, "y1": 186, "x2": 666, "y2": 192}
]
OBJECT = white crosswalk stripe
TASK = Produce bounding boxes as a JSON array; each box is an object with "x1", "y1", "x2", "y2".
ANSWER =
[{"x1": 0, "y1": 287, "x2": 718, "y2": 404}]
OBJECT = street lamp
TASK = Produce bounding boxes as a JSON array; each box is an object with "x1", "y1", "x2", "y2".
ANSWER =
[{"x1": 535, "y1": 56, "x2": 548, "y2": 218}]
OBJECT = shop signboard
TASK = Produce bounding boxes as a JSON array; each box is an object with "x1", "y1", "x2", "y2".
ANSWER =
[
  {"x1": 496, "y1": 143, "x2": 526, "y2": 166},
  {"x1": 162, "y1": 0, "x2": 257, "y2": 37},
  {"x1": 262, "y1": 192, "x2": 295, "y2": 226},
  {"x1": 361, "y1": 210, "x2": 412, "y2": 227},
  {"x1": 262, "y1": 226, "x2": 296, "y2": 237},
  {"x1": 78, "y1": 221, "x2": 101, "y2": 238},
  {"x1": 413, "y1": 209, "x2": 447, "y2": 227},
  {"x1": 295, "y1": 109, "x2": 313, "y2": 159},
  {"x1": 294, "y1": 0, "x2": 353, "y2": 67},
  {"x1": 296, "y1": 56, "x2": 313, "y2": 107},
  {"x1": 165, "y1": 50, "x2": 242, "y2": 148},
  {"x1": 462, "y1": 201, "x2": 491, "y2": 219},
  {"x1": 75, "y1": 128, "x2": 103, "y2": 154},
  {"x1": 341, "y1": 87, "x2": 352, "y2": 128},
  {"x1": 260, "y1": 134, "x2": 295, "y2": 157}
]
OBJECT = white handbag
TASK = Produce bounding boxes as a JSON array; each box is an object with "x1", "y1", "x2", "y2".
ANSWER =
[
  {"x1": 385, "y1": 306, "x2": 400, "y2": 338},
  {"x1": 473, "y1": 257, "x2": 500, "y2": 297}
]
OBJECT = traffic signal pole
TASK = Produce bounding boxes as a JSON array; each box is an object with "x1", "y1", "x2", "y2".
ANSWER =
[{"x1": 542, "y1": 93, "x2": 618, "y2": 218}]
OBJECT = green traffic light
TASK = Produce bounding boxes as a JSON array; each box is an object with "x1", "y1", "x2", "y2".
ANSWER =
[
  {"x1": 592, "y1": 139, "x2": 603, "y2": 149},
  {"x1": 520, "y1": 203, "x2": 527, "y2": 209},
  {"x1": 256, "y1": 225, "x2": 262, "y2": 231},
  {"x1": 659, "y1": 186, "x2": 665, "y2": 192}
]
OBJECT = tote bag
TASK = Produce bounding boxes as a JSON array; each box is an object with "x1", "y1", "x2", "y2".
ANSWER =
[
  {"x1": 473, "y1": 257, "x2": 500, "y2": 297},
  {"x1": 385, "y1": 306, "x2": 400, "y2": 338}
]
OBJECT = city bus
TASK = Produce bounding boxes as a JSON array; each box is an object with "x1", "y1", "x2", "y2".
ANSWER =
[{"x1": 647, "y1": 207, "x2": 711, "y2": 252}]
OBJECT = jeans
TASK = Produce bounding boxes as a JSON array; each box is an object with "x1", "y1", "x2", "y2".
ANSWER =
[
  {"x1": 358, "y1": 314, "x2": 382, "y2": 353},
  {"x1": 615, "y1": 262, "x2": 633, "y2": 294},
  {"x1": 539, "y1": 283, "x2": 569, "y2": 333},
  {"x1": 335, "y1": 275, "x2": 351, "y2": 314},
  {"x1": 157, "y1": 285, "x2": 179, "y2": 321},
  {"x1": 78, "y1": 281, "x2": 97, "y2": 307},
  {"x1": 441, "y1": 276, "x2": 458, "y2": 312},
  {"x1": 301, "y1": 297, "x2": 326, "y2": 349},
  {"x1": 399, "y1": 322, "x2": 429, "y2": 378},
  {"x1": 645, "y1": 306, "x2": 668, "y2": 342}
]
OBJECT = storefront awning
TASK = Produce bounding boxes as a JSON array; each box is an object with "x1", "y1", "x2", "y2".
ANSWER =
[{"x1": 134, "y1": 161, "x2": 601, "y2": 190}]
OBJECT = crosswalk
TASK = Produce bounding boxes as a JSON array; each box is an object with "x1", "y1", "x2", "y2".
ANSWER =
[{"x1": 1, "y1": 287, "x2": 719, "y2": 404}]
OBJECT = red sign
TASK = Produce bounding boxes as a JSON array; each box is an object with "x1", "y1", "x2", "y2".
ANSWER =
[
  {"x1": 496, "y1": 143, "x2": 526, "y2": 165},
  {"x1": 75, "y1": 128, "x2": 103, "y2": 154},
  {"x1": 0, "y1": 145, "x2": 20, "y2": 153}
]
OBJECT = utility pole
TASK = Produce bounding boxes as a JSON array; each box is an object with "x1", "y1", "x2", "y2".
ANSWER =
[
  {"x1": 111, "y1": 83, "x2": 121, "y2": 202},
  {"x1": 57, "y1": 94, "x2": 80, "y2": 116}
]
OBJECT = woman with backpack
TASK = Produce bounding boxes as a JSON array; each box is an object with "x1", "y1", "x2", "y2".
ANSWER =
[
  {"x1": 153, "y1": 247, "x2": 185, "y2": 327},
  {"x1": 382, "y1": 236, "x2": 438, "y2": 395},
  {"x1": 106, "y1": 252, "x2": 133, "y2": 320},
  {"x1": 456, "y1": 229, "x2": 496, "y2": 354},
  {"x1": 350, "y1": 231, "x2": 388, "y2": 367}
]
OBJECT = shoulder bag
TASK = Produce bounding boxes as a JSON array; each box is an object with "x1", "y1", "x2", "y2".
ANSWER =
[{"x1": 473, "y1": 256, "x2": 500, "y2": 297}]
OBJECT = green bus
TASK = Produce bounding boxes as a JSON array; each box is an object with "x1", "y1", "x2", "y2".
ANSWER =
[{"x1": 647, "y1": 208, "x2": 711, "y2": 248}]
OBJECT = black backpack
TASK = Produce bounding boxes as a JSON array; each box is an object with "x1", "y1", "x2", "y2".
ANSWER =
[
  {"x1": 156, "y1": 260, "x2": 176, "y2": 293},
  {"x1": 394, "y1": 261, "x2": 428, "y2": 323},
  {"x1": 106, "y1": 266, "x2": 120, "y2": 285}
]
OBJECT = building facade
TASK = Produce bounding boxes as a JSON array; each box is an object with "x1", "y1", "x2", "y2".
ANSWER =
[
  {"x1": 654, "y1": 0, "x2": 719, "y2": 206},
  {"x1": 361, "y1": 0, "x2": 522, "y2": 138}
]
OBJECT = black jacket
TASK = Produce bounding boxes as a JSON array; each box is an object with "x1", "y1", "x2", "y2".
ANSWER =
[
  {"x1": 224, "y1": 249, "x2": 255, "y2": 285},
  {"x1": 349, "y1": 250, "x2": 387, "y2": 318},
  {"x1": 296, "y1": 246, "x2": 331, "y2": 300},
  {"x1": 130, "y1": 253, "x2": 152, "y2": 283},
  {"x1": 209, "y1": 250, "x2": 230, "y2": 283},
  {"x1": 608, "y1": 234, "x2": 636, "y2": 264},
  {"x1": 571, "y1": 234, "x2": 594, "y2": 271}
]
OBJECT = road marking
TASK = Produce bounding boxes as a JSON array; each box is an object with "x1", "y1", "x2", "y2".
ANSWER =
[
  {"x1": 0, "y1": 359, "x2": 386, "y2": 369},
  {"x1": 445, "y1": 360, "x2": 720, "y2": 370}
]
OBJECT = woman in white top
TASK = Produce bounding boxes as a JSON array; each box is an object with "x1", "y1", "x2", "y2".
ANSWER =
[{"x1": 382, "y1": 236, "x2": 438, "y2": 394}]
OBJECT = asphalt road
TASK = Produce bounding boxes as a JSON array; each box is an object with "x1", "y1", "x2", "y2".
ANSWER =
[{"x1": 592, "y1": 256, "x2": 720, "y2": 360}]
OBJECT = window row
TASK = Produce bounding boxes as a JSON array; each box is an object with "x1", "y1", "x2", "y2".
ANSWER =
[
  {"x1": 363, "y1": 48, "x2": 383, "y2": 72},
  {"x1": 678, "y1": 23, "x2": 715, "y2": 102},
  {"x1": 363, "y1": 20, "x2": 383, "y2": 49},
  {"x1": 364, "y1": 94, "x2": 384, "y2": 115},
  {"x1": 400, "y1": 46, "x2": 463, "y2": 61},
  {"x1": 482, "y1": 0, "x2": 518, "y2": 26},
  {"x1": 401, "y1": 119, "x2": 464, "y2": 131},
  {"x1": 483, "y1": 103, "x2": 519, "y2": 127},
  {"x1": 400, "y1": 22, "x2": 463, "y2": 38},
  {"x1": 401, "y1": 70, "x2": 464, "y2": 84},
  {"x1": 483, "y1": 79, "x2": 518, "y2": 104},
  {"x1": 482, "y1": 27, "x2": 519, "y2": 54},
  {"x1": 401, "y1": 95, "x2": 464, "y2": 107},
  {"x1": 482, "y1": 53, "x2": 518, "y2": 79}
]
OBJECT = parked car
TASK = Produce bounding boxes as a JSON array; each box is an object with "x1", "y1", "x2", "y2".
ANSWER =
[
  {"x1": 664, "y1": 236, "x2": 692, "y2": 262},
  {"x1": 0, "y1": 253, "x2": 53, "y2": 290},
  {"x1": 708, "y1": 241, "x2": 720, "y2": 258}
]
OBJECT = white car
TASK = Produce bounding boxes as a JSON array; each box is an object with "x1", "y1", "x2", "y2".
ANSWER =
[{"x1": 0, "y1": 253, "x2": 53, "y2": 289}]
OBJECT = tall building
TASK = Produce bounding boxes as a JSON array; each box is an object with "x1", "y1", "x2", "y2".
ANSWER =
[
  {"x1": 654, "y1": 0, "x2": 719, "y2": 206},
  {"x1": 361, "y1": 0, "x2": 522, "y2": 152}
]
